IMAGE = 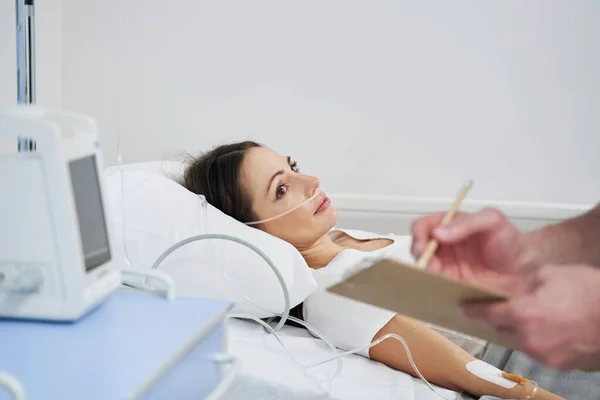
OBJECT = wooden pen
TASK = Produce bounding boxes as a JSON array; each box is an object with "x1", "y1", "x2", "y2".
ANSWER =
[{"x1": 415, "y1": 180, "x2": 474, "y2": 269}]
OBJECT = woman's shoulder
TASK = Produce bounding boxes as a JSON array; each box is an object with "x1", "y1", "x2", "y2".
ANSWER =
[
  {"x1": 330, "y1": 228, "x2": 414, "y2": 261},
  {"x1": 313, "y1": 229, "x2": 415, "y2": 286},
  {"x1": 330, "y1": 228, "x2": 394, "y2": 241}
]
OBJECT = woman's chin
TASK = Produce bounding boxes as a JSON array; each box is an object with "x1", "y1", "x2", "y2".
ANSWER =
[{"x1": 316, "y1": 205, "x2": 338, "y2": 228}]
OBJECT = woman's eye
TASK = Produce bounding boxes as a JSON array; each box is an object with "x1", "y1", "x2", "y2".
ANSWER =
[
  {"x1": 276, "y1": 184, "x2": 288, "y2": 199},
  {"x1": 290, "y1": 161, "x2": 299, "y2": 173}
]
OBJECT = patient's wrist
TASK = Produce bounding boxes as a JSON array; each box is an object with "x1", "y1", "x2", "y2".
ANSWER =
[
  {"x1": 522, "y1": 381, "x2": 539, "y2": 399},
  {"x1": 503, "y1": 381, "x2": 537, "y2": 400}
]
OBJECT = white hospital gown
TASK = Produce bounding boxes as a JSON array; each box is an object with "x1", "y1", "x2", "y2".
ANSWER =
[{"x1": 301, "y1": 229, "x2": 487, "y2": 359}]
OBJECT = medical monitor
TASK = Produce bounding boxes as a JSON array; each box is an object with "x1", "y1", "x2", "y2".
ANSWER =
[{"x1": 0, "y1": 105, "x2": 122, "y2": 321}]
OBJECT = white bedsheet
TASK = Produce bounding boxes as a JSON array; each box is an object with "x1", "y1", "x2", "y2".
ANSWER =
[{"x1": 223, "y1": 318, "x2": 461, "y2": 400}]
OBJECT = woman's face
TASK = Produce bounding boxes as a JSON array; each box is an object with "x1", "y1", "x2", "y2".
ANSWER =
[{"x1": 240, "y1": 146, "x2": 338, "y2": 248}]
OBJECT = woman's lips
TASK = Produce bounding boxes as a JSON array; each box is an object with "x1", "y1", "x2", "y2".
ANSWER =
[{"x1": 314, "y1": 196, "x2": 331, "y2": 214}]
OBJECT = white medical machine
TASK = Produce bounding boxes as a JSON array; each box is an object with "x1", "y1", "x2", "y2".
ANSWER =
[{"x1": 0, "y1": 105, "x2": 122, "y2": 321}]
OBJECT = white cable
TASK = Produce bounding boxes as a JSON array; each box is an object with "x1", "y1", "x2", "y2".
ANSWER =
[
  {"x1": 120, "y1": 269, "x2": 176, "y2": 300},
  {"x1": 117, "y1": 133, "x2": 131, "y2": 267},
  {"x1": 198, "y1": 199, "x2": 292, "y2": 324},
  {"x1": 147, "y1": 234, "x2": 336, "y2": 395},
  {"x1": 148, "y1": 234, "x2": 291, "y2": 332},
  {"x1": 231, "y1": 313, "x2": 343, "y2": 396},
  {"x1": 148, "y1": 234, "x2": 457, "y2": 399},
  {"x1": 0, "y1": 372, "x2": 26, "y2": 400},
  {"x1": 229, "y1": 313, "x2": 454, "y2": 400},
  {"x1": 204, "y1": 353, "x2": 238, "y2": 400},
  {"x1": 112, "y1": 9, "x2": 132, "y2": 269}
]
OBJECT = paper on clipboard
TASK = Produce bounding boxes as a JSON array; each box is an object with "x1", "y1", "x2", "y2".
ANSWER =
[{"x1": 326, "y1": 258, "x2": 512, "y2": 347}]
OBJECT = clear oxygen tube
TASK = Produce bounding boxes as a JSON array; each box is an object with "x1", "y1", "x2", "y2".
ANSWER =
[{"x1": 244, "y1": 187, "x2": 323, "y2": 226}]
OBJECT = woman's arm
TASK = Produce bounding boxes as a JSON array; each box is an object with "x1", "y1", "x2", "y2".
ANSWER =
[
  {"x1": 305, "y1": 261, "x2": 561, "y2": 397},
  {"x1": 370, "y1": 314, "x2": 563, "y2": 399}
]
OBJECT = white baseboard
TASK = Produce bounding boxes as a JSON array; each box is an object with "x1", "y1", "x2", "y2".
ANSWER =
[
  {"x1": 328, "y1": 193, "x2": 593, "y2": 235},
  {"x1": 328, "y1": 193, "x2": 591, "y2": 221}
]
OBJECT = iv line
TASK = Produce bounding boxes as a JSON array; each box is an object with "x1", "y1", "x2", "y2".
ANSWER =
[{"x1": 147, "y1": 232, "x2": 455, "y2": 400}]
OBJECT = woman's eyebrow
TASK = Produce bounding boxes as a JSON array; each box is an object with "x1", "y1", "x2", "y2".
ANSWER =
[
  {"x1": 266, "y1": 156, "x2": 292, "y2": 196},
  {"x1": 266, "y1": 169, "x2": 284, "y2": 195}
]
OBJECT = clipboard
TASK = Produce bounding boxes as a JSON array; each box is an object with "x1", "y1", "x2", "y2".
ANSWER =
[
  {"x1": 327, "y1": 258, "x2": 512, "y2": 347},
  {"x1": 327, "y1": 258, "x2": 600, "y2": 372}
]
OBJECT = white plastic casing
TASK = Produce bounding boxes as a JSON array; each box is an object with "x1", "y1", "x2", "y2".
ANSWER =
[{"x1": 0, "y1": 105, "x2": 121, "y2": 321}]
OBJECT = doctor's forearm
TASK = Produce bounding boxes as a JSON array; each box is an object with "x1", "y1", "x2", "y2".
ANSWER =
[{"x1": 525, "y1": 203, "x2": 600, "y2": 267}]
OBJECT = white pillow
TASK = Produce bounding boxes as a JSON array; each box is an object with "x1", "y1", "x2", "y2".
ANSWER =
[{"x1": 103, "y1": 160, "x2": 317, "y2": 318}]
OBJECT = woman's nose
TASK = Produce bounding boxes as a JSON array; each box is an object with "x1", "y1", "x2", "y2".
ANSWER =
[{"x1": 305, "y1": 175, "x2": 320, "y2": 196}]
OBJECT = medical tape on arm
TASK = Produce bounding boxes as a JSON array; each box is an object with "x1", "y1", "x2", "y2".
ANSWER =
[{"x1": 466, "y1": 360, "x2": 517, "y2": 389}]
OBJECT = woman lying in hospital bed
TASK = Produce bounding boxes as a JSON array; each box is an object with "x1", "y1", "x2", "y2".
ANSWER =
[{"x1": 182, "y1": 141, "x2": 562, "y2": 400}]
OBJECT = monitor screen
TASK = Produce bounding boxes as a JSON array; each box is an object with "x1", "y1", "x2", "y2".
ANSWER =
[{"x1": 68, "y1": 155, "x2": 112, "y2": 272}]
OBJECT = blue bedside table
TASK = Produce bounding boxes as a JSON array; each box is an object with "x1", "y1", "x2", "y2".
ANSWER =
[{"x1": 0, "y1": 292, "x2": 233, "y2": 400}]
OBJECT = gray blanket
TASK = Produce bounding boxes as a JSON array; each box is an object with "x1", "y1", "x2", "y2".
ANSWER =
[{"x1": 458, "y1": 344, "x2": 600, "y2": 400}]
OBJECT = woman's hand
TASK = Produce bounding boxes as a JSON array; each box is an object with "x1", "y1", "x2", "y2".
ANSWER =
[{"x1": 411, "y1": 208, "x2": 537, "y2": 295}]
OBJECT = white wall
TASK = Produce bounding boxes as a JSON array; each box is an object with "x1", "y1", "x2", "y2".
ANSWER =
[
  {"x1": 61, "y1": 1, "x2": 600, "y2": 204},
  {"x1": 0, "y1": 0, "x2": 62, "y2": 108}
]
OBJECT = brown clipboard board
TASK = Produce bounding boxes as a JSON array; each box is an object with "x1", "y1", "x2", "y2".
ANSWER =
[
  {"x1": 327, "y1": 258, "x2": 510, "y2": 344},
  {"x1": 327, "y1": 258, "x2": 600, "y2": 372}
]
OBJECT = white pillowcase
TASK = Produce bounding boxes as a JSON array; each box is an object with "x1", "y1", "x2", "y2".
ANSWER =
[{"x1": 103, "y1": 160, "x2": 317, "y2": 318}]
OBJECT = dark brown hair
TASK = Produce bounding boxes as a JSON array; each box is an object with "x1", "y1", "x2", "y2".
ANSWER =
[{"x1": 183, "y1": 141, "x2": 263, "y2": 224}]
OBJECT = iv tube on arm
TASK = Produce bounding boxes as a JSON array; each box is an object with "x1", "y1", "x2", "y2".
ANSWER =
[{"x1": 148, "y1": 232, "x2": 467, "y2": 399}]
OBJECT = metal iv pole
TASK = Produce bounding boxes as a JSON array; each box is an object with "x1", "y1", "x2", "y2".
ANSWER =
[
  {"x1": 16, "y1": 0, "x2": 36, "y2": 104},
  {"x1": 15, "y1": 0, "x2": 36, "y2": 152}
]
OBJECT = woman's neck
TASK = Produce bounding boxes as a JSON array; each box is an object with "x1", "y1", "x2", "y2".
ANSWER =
[{"x1": 297, "y1": 235, "x2": 345, "y2": 269}]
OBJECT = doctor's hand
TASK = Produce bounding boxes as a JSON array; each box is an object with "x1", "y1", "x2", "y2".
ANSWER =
[
  {"x1": 411, "y1": 208, "x2": 536, "y2": 295},
  {"x1": 462, "y1": 264, "x2": 600, "y2": 370}
]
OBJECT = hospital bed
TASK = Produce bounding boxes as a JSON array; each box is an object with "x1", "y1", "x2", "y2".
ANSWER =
[
  {"x1": 105, "y1": 161, "x2": 588, "y2": 400},
  {"x1": 222, "y1": 318, "x2": 459, "y2": 400}
]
